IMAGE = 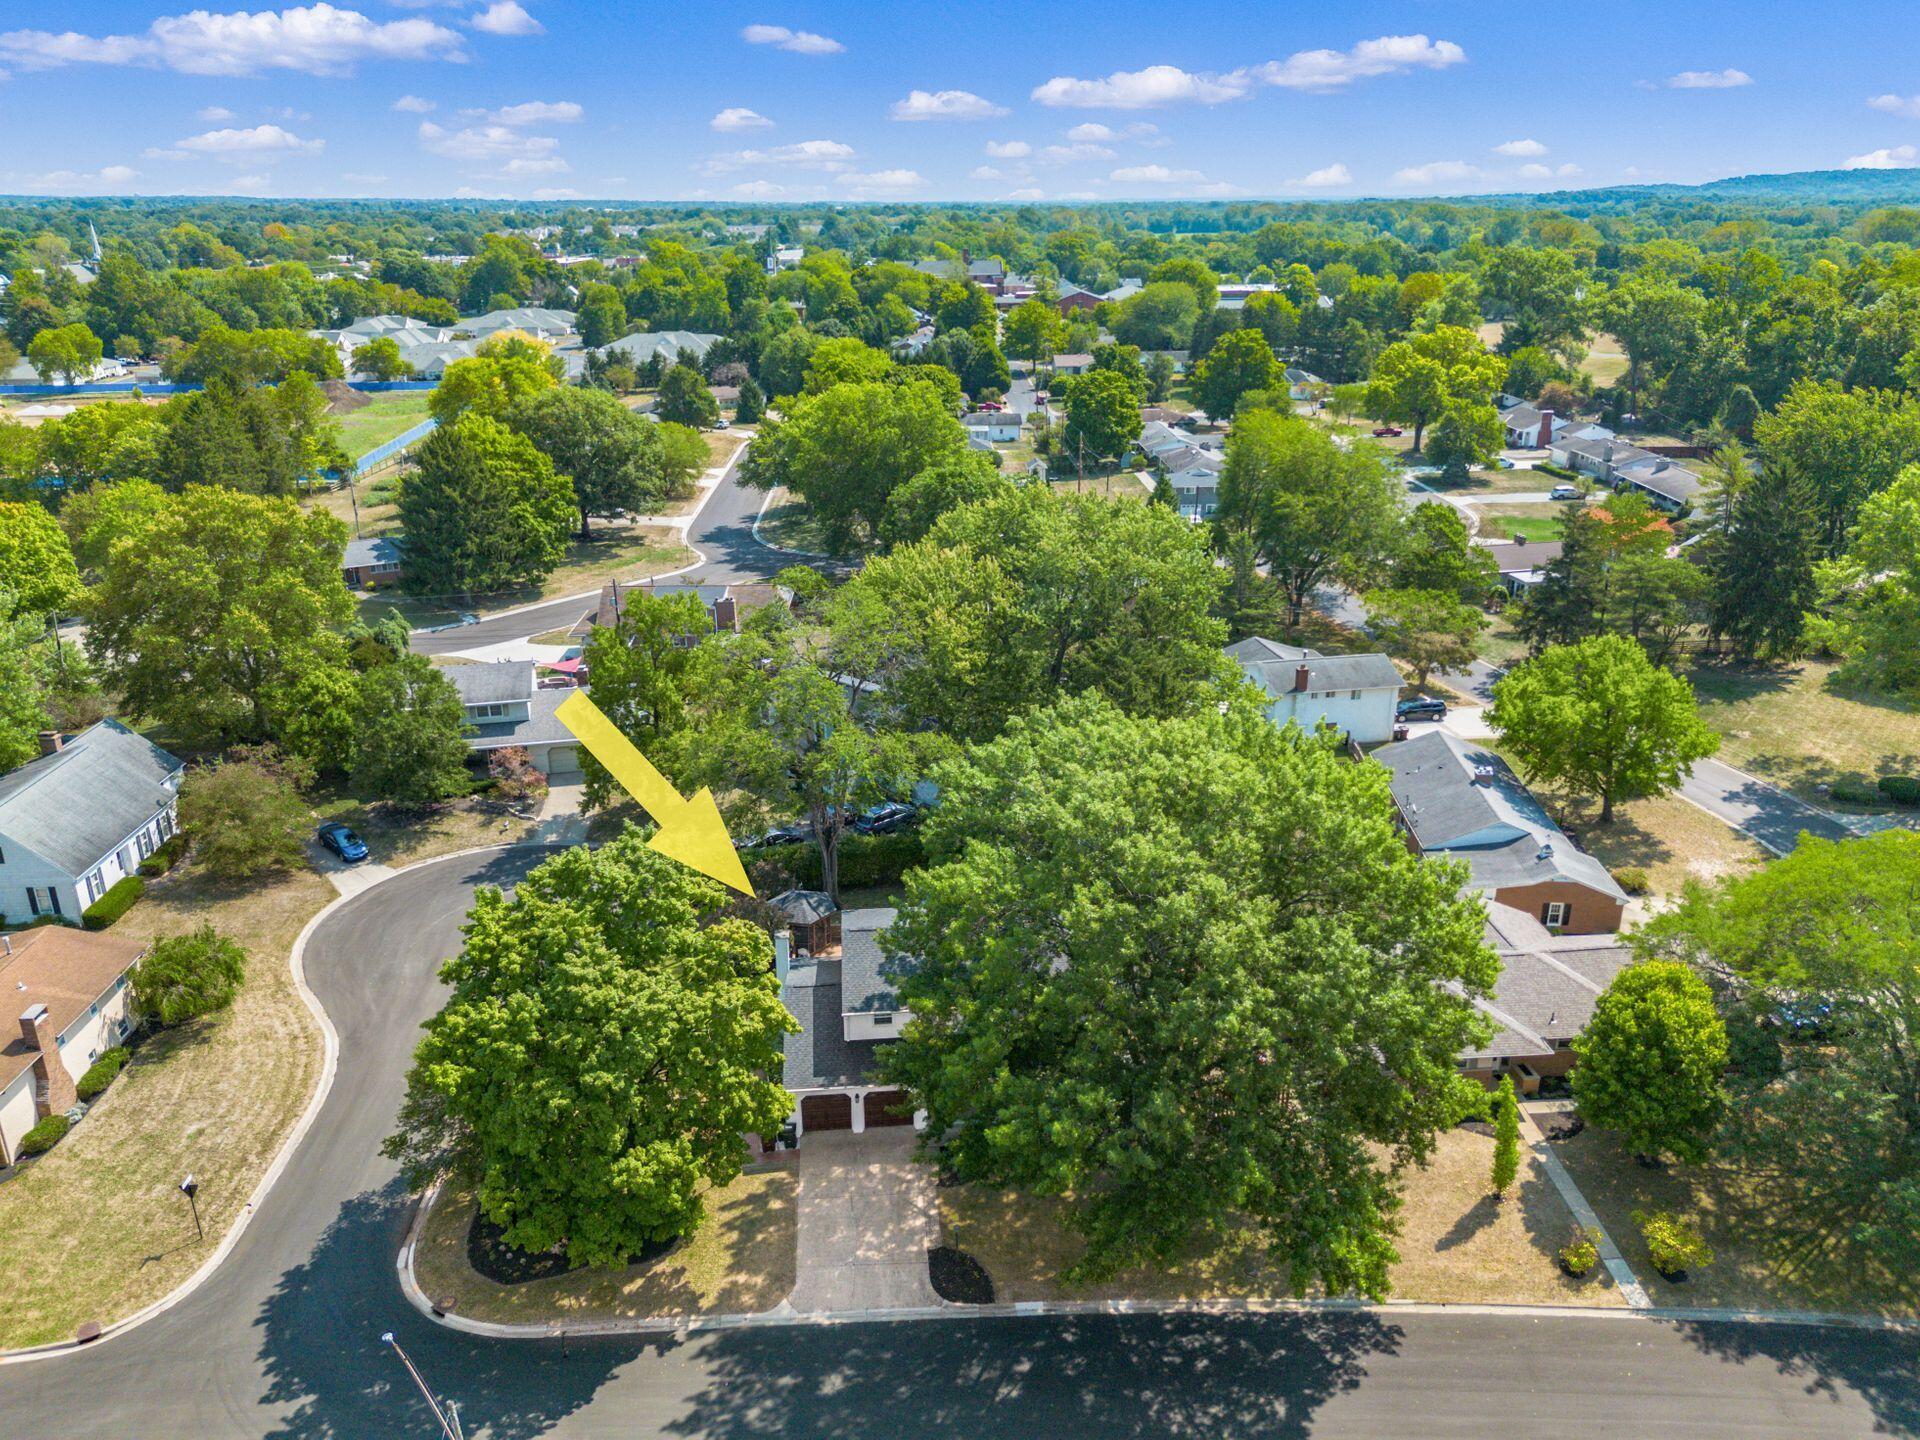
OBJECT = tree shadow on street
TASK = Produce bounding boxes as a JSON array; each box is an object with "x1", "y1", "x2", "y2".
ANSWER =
[{"x1": 1671, "y1": 1319, "x2": 1920, "y2": 1439}]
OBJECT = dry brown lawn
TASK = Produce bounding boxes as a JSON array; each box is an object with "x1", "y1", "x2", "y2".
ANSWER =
[
  {"x1": 413, "y1": 1172, "x2": 797, "y2": 1324},
  {"x1": 939, "y1": 1127, "x2": 1612, "y2": 1307},
  {"x1": 312, "y1": 793, "x2": 536, "y2": 867},
  {"x1": 0, "y1": 861, "x2": 332, "y2": 1349},
  {"x1": 1580, "y1": 332, "x2": 1629, "y2": 387},
  {"x1": 1544, "y1": 793, "x2": 1768, "y2": 903}
]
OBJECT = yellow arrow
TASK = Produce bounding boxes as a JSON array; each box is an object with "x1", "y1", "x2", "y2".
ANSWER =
[{"x1": 553, "y1": 690, "x2": 755, "y2": 897}]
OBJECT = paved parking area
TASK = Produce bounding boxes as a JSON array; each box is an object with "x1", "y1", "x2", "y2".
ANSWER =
[{"x1": 786, "y1": 1129, "x2": 941, "y2": 1314}]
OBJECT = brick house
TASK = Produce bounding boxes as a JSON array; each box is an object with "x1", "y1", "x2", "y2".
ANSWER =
[{"x1": 1460, "y1": 901, "x2": 1633, "y2": 1092}]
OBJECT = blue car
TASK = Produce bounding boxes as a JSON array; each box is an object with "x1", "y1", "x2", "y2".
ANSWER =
[{"x1": 316, "y1": 821, "x2": 369, "y2": 863}]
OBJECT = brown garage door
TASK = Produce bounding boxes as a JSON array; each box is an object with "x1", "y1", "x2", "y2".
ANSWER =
[
  {"x1": 801, "y1": 1093, "x2": 852, "y2": 1132},
  {"x1": 863, "y1": 1089, "x2": 915, "y2": 1127}
]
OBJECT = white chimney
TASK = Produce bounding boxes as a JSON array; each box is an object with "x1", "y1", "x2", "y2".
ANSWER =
[{"x1": 774, "y1": 929, "x2": 792, "y2": 986}]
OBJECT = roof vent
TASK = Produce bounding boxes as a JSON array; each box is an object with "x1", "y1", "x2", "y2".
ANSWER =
[
  {"x1": 1473, "y1": 765, "x2": 1497, "y2": 784},
  {"x1": 1536, "y1": 843, "x2": 1554, "y2": 861}
]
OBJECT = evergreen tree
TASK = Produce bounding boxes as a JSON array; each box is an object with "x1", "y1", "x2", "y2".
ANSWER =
[
  {"x1": 1490, "y1": 1075, "x2": 1521, "y2": 1198},
  {"x1": 1708, "y1": 467, "x2": 1819, "y2": 661},
  {"x1": 399, "y1": 415, "x2": 575, "y2": 597}
]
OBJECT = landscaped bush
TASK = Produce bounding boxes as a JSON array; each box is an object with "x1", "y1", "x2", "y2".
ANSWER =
[
  {"x1": 137, "y1": 834, "x2": 188, "y2": 878},
  {"x1": 75, "y1": 1047, "x2": 129, "y2": 1101},
  {"x1": 130, "y1": 924, "x2": 247, "y2": 1026},
  {"x1": 755, "y1": 830, "x2": 925, "y2": 891},
  {"x1": 1830, "y1": 779, "x2": 1884, "y2": 806},
  {"x1": 1877, "y1": 775, "x2": 1920, "y2": 806},
  {"x1": 82, "y1": 875, "x2": 145, "y2": 930},
  {"x1": 1634, "y1": 1208, "x2": 1714, "y2": 1278},
  {"x1": 1537, "y1": 462, "x2": 1584, "y2": 482},
  {"x1": 19, "y1": 1114, "x2": 70, "y2": 1156},
  {"x1": 1558, "y1": 1226, "x2": 1599, "y2": 1278},
  {"x1": 1613, "y1": 867, "x2": 1651, "y2": 896}
]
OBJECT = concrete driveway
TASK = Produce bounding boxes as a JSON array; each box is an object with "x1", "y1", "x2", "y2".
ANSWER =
[{"x1": 787, "y1": 1129, "x2": 941, "y2": 1314}]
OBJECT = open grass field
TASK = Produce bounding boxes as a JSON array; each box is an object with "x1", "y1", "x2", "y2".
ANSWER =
[
  {"x1": 331, "y1": 390, "x2": 433, "y2": 460},
  {"x1": 1580, "y1": 331, "x2": 1630, "y2": 388},
  {"x1": 1472, "y1": 502, "x2": 1564, "y2": 543},
  {"x1": 0, "y1": 859, "x2": 332, "y2": 1350},
  {"x1": 939, "y1": 1127, "x2": 1616, "y2": 1307},
  {"x1": 413, "y1": 1171, "x2": 798, "y2": 1324},
  {"x1": 1688, "y1": 657, "x2": 1920, "y2": 808}
]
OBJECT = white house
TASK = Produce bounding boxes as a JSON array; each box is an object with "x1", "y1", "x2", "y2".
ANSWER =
[
  {"x1": 1162, "y1": 447, "x2": 1223, "y2": 519},
  {"x1": 960, "y1": 411, "x2": 1022, "y2": 444},
  {"x1": 1228, "y1": 636, "x2": 1404, "y2": 745},
  {"x1": 0, "y1": 926, "x2": 148, "y2": 1165},
  {"x1": 0, "y1": 722, "x2": 183, "y2": 925},
  {"x1": 445, "y1": 660, "x2": 582, "y2": 782},
  {"x1": 780, "y1": 909, "x2": 925, "y2": 1138}
]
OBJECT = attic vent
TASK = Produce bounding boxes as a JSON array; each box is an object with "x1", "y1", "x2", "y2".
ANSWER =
[
  {"x1": 1473, "y1": 765, "x2": 1497, "y2": 784},
  {"x1": 1536, "y1": 843, "x2": 1555, "y2": 861}
]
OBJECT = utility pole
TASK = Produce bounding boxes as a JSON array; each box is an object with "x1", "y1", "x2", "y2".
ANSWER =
[{"x1": 382, "y1": 1332, "x2": 465, "y2": 1440}]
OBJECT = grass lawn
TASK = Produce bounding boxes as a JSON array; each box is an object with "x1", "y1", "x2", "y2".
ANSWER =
[
  {"x1": 310, "y1": 791, "x2": 536, "y2": 866},
  {"x1": 307, "y1": 485, "x2": 401, "y2": 539},
  {"x1": 1688, "y1": 657, "x2": 1920, "y2": 808},
  {"x1": 332, "y1": 391, "x2": 434, "y2": 460},
  {"x1": 1050, "y1": 469, "x2": 1152, "y2": 502},
  {"x1": 1472, "y1": 502, "x2": 1565, "y2": 544},
  {"x1": 1580, "y1": 332, "x2": 1629, "y2": 389},
  {"x1": 1541, "y1": 792, "x2": 1768, "y2": 903},
  {"x1": 0, "y1": 859, "x2": 332, "y2": 1350},
  {"x1": 1414, "y1": 468, "x2": 1557, "y2": 497},
  {"x1": 705, "y1": 429, "x2": 747, "y2": 467},
  {"x1": 939, "y1": 1127, "x2": 1613, "y2": 1307},
  {"x1": 413, "y1": 1172, "x2": 797, "y2": 1324},
  {"x1": 1469, "y1": 612, "x2": 1531, "y2": 670},
  {"x1": 1553, "y1": 1126, "x2": 1917, "y2": 1316},
  {"x1": 758, "y1": 487, "x2": 836, "y2": 556}
]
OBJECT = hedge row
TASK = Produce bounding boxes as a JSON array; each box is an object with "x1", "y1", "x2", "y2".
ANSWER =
[
  {"x1": 82, "y1": 875, "x2": 145, "y2": 930},
  {"x1": 137, "y1": 834, "x2": 187, "y2": 878},
  {"x1": 1537, "y1": 462, "x2": 1583, "y2": 482},
  {"x1": 753, "y1": 830, "x2": 925, "y2": 890},
  {"x1": 20, "y1": 1114, "x2": 70, "y2": 1156},
  {"x1": 75, "y1": 1047, "x2": 129, "y2": 1102}
]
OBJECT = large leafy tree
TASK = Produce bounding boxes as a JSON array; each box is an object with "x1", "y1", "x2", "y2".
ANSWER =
[
  {"x1": 656, "y1": 362, "x2": 720, "y2": 428},
  {"x1": 876, "y1": 452, "x2": 1013, "y2": 550},
  {"x1": 578, "y1": 589, "x2": 716, "y2": 813},
  {"x1": 745, "y1": 379, "x2": 967, "y2": 553},
  {"x1": 1394, "y1": 500, "x2": 1498, "y2": 600},
  {"x1": 84, "y1": 485, "x2": 353, "y2": 747},
  {"x1": 26, "y1": 322, "x2": 103, "y2": 384},
  {"x1": 832, "y1": 486, "x2": 1231, "y2": 743},
  {"x1": 1479, "y1": 246, "x2": 1589, "y2": 359},
  {"x1": 1637, "y1": 831, "x2": 1920, "y2": 1298},
  {"x1": 1807, "y1": 463, "x2": 1920, "y2": 696},
  {"x1": 1700, "y1": 447, "x2": 1818, "y2": 661},
  {"x1": 428, "y1": 336, "x2": 562, "y2": 425},
  {"x1": 399, "y1": 414, "x2": 575, "y2": 597},
  {"x1": 1364, "y1": 326, "x2": 1505, "y2": 452},
  {"x1": 1364, "y1": 587, "x2": 1484, "y2": 686},
  {"x1": 1191, "y1": 327, "x2": 1281, "y2": 421},
  {"x1": 1572, "y1": 961, "x2": 1729, "y2": 1163},
  {"x1": 1490, "y1": 634, "x2": 1720, "y2": 823},
  {"x1": 1059, "y1": 367, "x2": 1142, "y2": 472},
  {"x1": 0, "y1": 501, "x2": 82, "y2": 618},
  {"x1": 1600, "y1": 276, "x2": 1707, "y2": 415},
  {"x1": 882, "y1": 694, "x2": 1496, "y2": 1292},
  {"x1": 1755, "y1": 381, "x2": 1920, "y2": 554},
  {"x1": 1214, "y1": 409, "x2": 1405, "y2": 627},
  {"x1": 505, "y1": 385, "x2": 688, "y2": 539},
  {"x1": 348, "y1": 653, "x2": 471, "y2": 808},
  {"x1": 1003, "y1": 298, "x2": 1065, "y2": 364},
  {"x1": 385, "y1": 835, "x2": 796, "y2": 1266}
]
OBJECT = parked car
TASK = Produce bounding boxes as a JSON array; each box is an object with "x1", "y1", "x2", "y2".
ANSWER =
[
  {"x1": 1372, "y1": 425, "x2": 1404, "y2": 438},
  {"x1": 1549, "y1": 482, "x2": 1582, "y2": 501},
  {"x1": 715, "y1": 417, "x2": 731, "y2": 429},
  {"x1": 740, "y1": 821, "x2": 811, "y2": 850},
  {"x1": 316, "y1": 821, "x2": 369, "y2": 863},
  {"x1": 1396, "y1": 697, "x2": 1448, "y2": 722},
  {"x1": 853, "y1": 801, "x2": 916, "y2": 835},
  {"x1": 973, "y1": 400, "x2": 1005, "y2": 412}
]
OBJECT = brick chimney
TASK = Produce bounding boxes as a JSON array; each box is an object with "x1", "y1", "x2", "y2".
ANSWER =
[
  {"x1": 1294, "y1": 663, "x2": 1312, "y2": 693},
  {"x1": 1536, "y1": 409, "x2": 1555, "y2": 448},
  {"x1": 37, "y1": 730, "x2": 62, "y2": 757},
  {"x1": 20, "y1": 1003, "x2": 77, "y2": 1119},
  {"x1": 712, "y1": 595, "x2": 738, "y2": 632}
]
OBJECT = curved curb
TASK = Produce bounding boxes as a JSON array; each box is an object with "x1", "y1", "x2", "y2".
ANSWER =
[
  {"x1": 748, "y1": 487, "x2": 832, "y2": 562},
  {"x1": 1, "y1": 840, "x2": 546, "y2": 1367}
]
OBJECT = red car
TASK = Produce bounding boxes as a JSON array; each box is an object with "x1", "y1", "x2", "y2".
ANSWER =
[{"x1": 1372, "y1": 425, "x2": 1404, "y2": 438}]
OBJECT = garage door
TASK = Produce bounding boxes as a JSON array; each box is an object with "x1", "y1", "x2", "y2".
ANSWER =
[
  {"x1": 544, "y1": 745, "x2": 582, "y2": 783},
  {"x1": 863, "y1": 1089, "x2": 915, "y2": 1127},
  {"x1": 800, "y1": 1093, "x2": 852, "y2": 1132}
]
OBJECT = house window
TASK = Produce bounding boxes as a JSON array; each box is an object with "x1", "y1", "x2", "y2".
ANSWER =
[
  {"x1": 136, "y1": 830, "x2": 154, "y2": 860},
  {"x1": 871, "y1": 1013, "x2": 894, "y2": 1027},
  {"x1": 85, "y1": 871, "x2": 105, "y2": 904},
  {"x1": 468, "y1": 702, "x2": 512, "y2": 720},
  {"x1": 1350, "y1": 690, "x2": 1361, "y2": 700},
  {"x1": 26, "y1": 888, "x2": 38, "y2": 917},
  {"x1": 1542, "y1": 901, "x2": 1570, "y2": 928}
]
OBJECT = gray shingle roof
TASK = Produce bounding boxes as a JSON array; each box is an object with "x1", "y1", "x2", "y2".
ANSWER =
[
  {"x1": 447, "y1": 659, "x2": 534, "y2": 707},
  {"x1": 769, "y1": 889, "x2": 837, "y2": 925},
  {"x1": 782, "y1": 959, "x2": 881, "y2": 1090},
  {"x1": 0, "y1": 721, "x2": 183, "y2": 876},
  {"x1": 1463, "y1": 936, "x2": 1633, "y2": 1062},
  {"x1": 840, "y1": 907, "x2": 915, "y2": 1014},
  {"x1": 599, "y1": 330, "x2": 721, "y2": 365},
  {"x1": 460, "y1": 686, "x2": 575, "y2": 749},
  {"x1": 343, "y1": 536, "x2": 404, "y2": 569},
  {"x1": 1228, "y1": 635, "x2": 1404, "y2": 696}
]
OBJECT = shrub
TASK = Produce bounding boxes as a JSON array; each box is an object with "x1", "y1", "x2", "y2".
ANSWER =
[
  {"x1": 488, "y1": 745, "x2": 548, "y2": 804},
  {"x1": 137, "y1": 833, "x2": 188, "y2": 878},
  {"x1": 75, "y1": 1047, "x2": 129, "y2": 1101},
  {"x1": 130, "y1": 924, "x2": 247, "y2": 1027},
  {"x1": 1877, "y1": 775, "x2": 1920, "y2": 806},
  {"x1": 20, "y1": 1114, "x2": 71, "y2": 1156},
  {"x1": 1558, "y1": 1226, "x2": 1599, "y2": 1277},
  {"x1": 754, "y1": 830, "x2": 925, "y2": 891},
  {"x1": 1830, "y1": 779, "x2": 1884, "y2": 806},
  {"x1": 1634, "y1": 1208, "x2": 1714, "y2": 1276},
  {"x1": 1613, "y1": 867, "x2": 1651, "y2": 896},
  {"x1": 1490, "y1": 1074, "x2": 1521, "y2": 1196},
  {"x1": 181, "y1": 758, "x2": 309, "y2": 879},
  {"x1": 82, "y1": 875, "x2": 145, "y2": 930}
]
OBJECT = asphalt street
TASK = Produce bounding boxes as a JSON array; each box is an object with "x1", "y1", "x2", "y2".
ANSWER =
[{"x1": 4, "y1": 848, "x2": 1915, "y2": 1438}]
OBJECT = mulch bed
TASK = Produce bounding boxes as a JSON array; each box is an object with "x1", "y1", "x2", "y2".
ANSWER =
[
  {"x1": 466, "y1": 1208, "x2": 677, "y2": 1286},
  {"x1": 1540, "y1": 1113, "x2": 1586, "y2": 1142},
  {"x1": 1456, "y1": 1119, "x2": 1495, "y2": 1138},
  {"x1": 928, "y1": 1245, "x2": 994, "y2": 1305}
]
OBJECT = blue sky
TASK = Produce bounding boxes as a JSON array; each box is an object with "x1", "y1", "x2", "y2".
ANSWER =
[{"x1": 5, "y1": 2, "x2": 1920, "y2": 202}]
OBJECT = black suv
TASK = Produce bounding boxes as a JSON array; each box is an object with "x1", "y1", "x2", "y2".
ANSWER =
[{"x1": 1396, "y1": 697, "x2": 1448, "y2": 722}]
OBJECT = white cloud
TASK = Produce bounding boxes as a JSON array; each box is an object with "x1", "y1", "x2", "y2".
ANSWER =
[
  {"x1": 393, "y1": 93, "x2": 436, "y2": 113},
  {"x1": 1668, "y1": 68, "x2": 1751, "y2": 89},
  {"x1": 1032, "y1": 64, "x2": 1248, "y2": 110},
  {"x1": 698, "y1": 138, "x2": 855, "y2": 174},
  {"x1": 471, "y1": 2, "x2": 542, "y2": 37},
  {"x1": 1066, "y1": 122, "x2": 1114, "y2": 141},
  {"x1": 1494, "y1": 138, "x2": 1547, "y2": 157},
  {"x1": 531, "y1": 186, "x2": 578, "y2": 200},
  {"x1": 1297, "y1": 162, "x2": 1352, "y2": 188},
  {"x1": 224, "y1": 173, "x2": 271, "y2": 192},
  {"x1": 741, "y1": 24, "x2": 843, "y2": 55},
  {"x1": 1846, "y1": 144, "x2": 1919, "y2": 170},
  {"x1": 1110, "y1": 163, "x2": 1207, "y2": 184},
  {"x1": 1517, "y1": 163, "x2": 1553, "y2": 179},
  {"x1": 1557, "y1": 162, "x2": 1582, "y2": 177},
  {"x1": 418, "y1": 119, "x2": 566, "y2": 174},
  {"x1": 198, "y1": 105, "x2": 236, "y2": 122},
  {"x1": 475, "y1": 100, "x2": 581, "y2": 125},
  {"x1": 21, "y1": 165, "x2": 141, "y2": 190},
  {"x1": 1038, "y1": 142, "x2": 1115, "y2": 163},
  {"x1": 970, "y1": 165, "x2": 1007, "y2": 181},
  {"x1": 1248, "y1": 34, "x2": 1466, "y2": 92},
  {"x1": 889, "y1": 88, "x2": 1007, "y2": 121},
  {"x1": 842, "y1": 168, "x2": 924, "y2": 192},
  {"x1": 1008, "y1": 187, "x2": 1044, "y2": 201},
  {"x1": 732, "y1": 179, "x2": 786, "y2": 197},
  {"x1": 1393, "y1": 159, "x2": 1480, "y2": 186},
  {"x1": 0, "y1": 5, "x2": 468, "y2": 77},
  {"x1": 158, "y1": 123, "x2": 324, "y2": 163},
  {"x1": 711, "y1": 106, "x2": 772, "y2": 132},
  {"x1": 1868, "y1": 94, "x2": 1920, "y2": 119},
  {"x1": 985, "y1": 139, "x2": 1031, "y2": 158}
]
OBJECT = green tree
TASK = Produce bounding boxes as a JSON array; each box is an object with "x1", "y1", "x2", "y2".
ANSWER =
[
  {"x1": 1192, "y1": 328, "x2": 1281, "y2": 421},
  {"x1": 578, "y1": 589, "x2": 715, "y2": 813},
  {"x1": 84, "y1": 487, "x2": 353, "y2": 747},
  {"x1": 1110, "y1": 281, "x2": 1200, "y2": 351},
  {"x1": 1424, "y1": 400, "x2": 1504, "y2": 478},
  {"x1": 1364, "y1": 587, "x2": 1484, "y2": 686},
  {"x1": 1364, "y1": 326, "x2": 1505, "y2": 452},
  {"x1": 428, "y1": 338, "x2": 562, "y2": 425},
  {"x1": 350, "y1": 335, "x2": 415, "y2": 382},
  {"x1": 1637, "y1": 831, "x2": 1920, "y2": 1296},
  {"x1": 1489, "y1": 634, "x2": 1720, "y2": 823},
  {"x1": 179, "y1": 755, "x2": 311, "y2": 878},
  {"x1": 734, "y1": 375, "x2": 766, "y2": 424},
  {"x1": 0, "y1": 501, "x2": 82, "y2": 618},
  {"x1": 399, "y1": 415, "x2": 575, "y2": 597},
  {"x1": 1571, "y1": 961, "x2": 1728, "y2": 1164},
  {"x1": 505, "y1": 385, "x2": 681, "y2": 539},
  {"x1": 1143, "y1": 352, "x2": 1177, "y2": 403},
  {"x1": 1215, "y1": 409, "x2": 1406, "y2": 627},
  {"x1": 803, "y1": 336, "x2": 895, "y2": 392},
  {"x1": 1003, "y1": 299, "x2": 1065, "y2": 364},
  {"x1": 881, "y1": 693, "x2": 1496, "y2": 1291},
  {"x1": 656, "y1": 363, "x2": 720, "y2": 428},
  {"x1": 1480, "y1": 246, "x2": 1589, "y2": 358},
  {"x1": 1755, "y1": 381, "x2": 1920, "y2": 553},
  {"x1": 131, "y1": 925, "x2": 247, "y2": 1027},
  {"x1": 26, "y1": 322, "x2": 103, "y2": 384},
  {"x1": 1807, "y1": 463, "x2": 1920, "y2": 695},
  {"x1": 1216, "y1": 524, "x2": 1287, "y2": 640},
  {"x1": 1490, "y1": 1075, "x2": 1521, "y2": 1197},
  {"x1": 348, "y1": 653, "x2": 471, "y2": 808},
  {"x1": 1601, "y1": 277, "x2": 1707, "y2": 415},
  {"x1": 1394, "y1": 500, "x2": 1498, "y2": 600},
  {"x1": 384, "y1": 834, "x2": 796, "y2": 1265},
  {"x1": 877, "y1": 453, "x2": 1013, "y2": 550},
  {"x1": 1060, "y1": 367, "x2": 1142, "y2": 473},
  {"x1": 576, "y1": 283, "x2": 627, "y2": 349}
]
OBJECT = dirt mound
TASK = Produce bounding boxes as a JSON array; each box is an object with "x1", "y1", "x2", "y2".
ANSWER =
[{"x1": 321, "y1": 379, "x2": 371, "y2": 415}]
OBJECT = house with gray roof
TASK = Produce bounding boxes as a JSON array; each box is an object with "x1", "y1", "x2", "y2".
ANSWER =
[
  {"x1": 342, "y1": 535, "x2": 406, "y2": 590},
  {"x1": 1461, "y1": 901, "x2": 1634, "y2": 1091},
  {"x1": 779, "y1": 908, "x2": 924, "y2": 1137},
  {"x1": 1228, "y1": 636, "x2": 1404, "y2": 744},
  {"x1": 0, "y1": 721, "x2": 183, "y2": 925},
  {"x1": 1374, "y1": 729, "x2": 1628, "y2": 934},
  {"x1": 443, "y1": 660, "x2": 582, "y2": 781},
  {"x1": 1479, "y1": 536, "x2": 1562, "y2": 593},
  {"x1": 597, "y1": 329, "x2": 721, "y2": 369}
]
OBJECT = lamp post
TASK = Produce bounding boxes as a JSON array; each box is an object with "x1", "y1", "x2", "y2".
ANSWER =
[
  {"x1": 178, "y1": 1174, "x2": 202, "y2": 1241},
  {"x1": 382, "y1": 1331, "x2": 465, "y2": 1440}
]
